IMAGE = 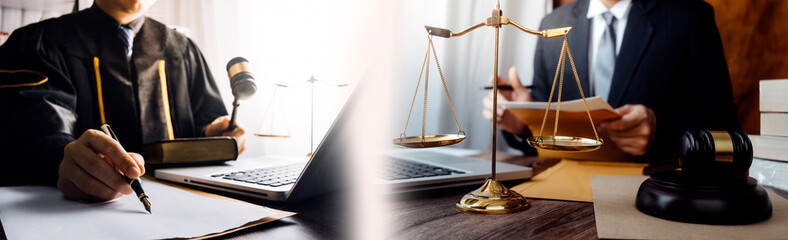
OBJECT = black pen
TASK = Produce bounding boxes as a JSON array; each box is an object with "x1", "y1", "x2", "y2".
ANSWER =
[
  {"x1": 481, "y1": 85, "x2": 534, "y2": 90},
  {"x1": 100, "y1": 124, "x2": 152, "y2": 214}
]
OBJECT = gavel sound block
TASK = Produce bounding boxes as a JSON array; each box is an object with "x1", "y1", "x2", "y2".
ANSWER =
[{"x1": 635, "y1": 130, "x2": 772, "y2": 225}]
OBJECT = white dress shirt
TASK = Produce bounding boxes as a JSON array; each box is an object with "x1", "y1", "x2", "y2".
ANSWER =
[{"x1": 587, "y1": 0, "x2": 633, "y2": 95}]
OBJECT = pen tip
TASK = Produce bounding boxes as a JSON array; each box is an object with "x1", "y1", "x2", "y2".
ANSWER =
[{"x1": 142, "y1": 198, "x2": 152, "y2": 214}]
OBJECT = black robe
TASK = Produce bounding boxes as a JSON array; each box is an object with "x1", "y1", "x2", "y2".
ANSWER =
[{"x1": 0, "y1": 5, "x2": 227, "y2": 185}]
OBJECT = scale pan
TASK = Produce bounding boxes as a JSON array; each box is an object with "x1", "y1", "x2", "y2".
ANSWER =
[
  {"x1": 393, "y1": 134, "x2": 466, "y2": 148},
  {"x1": 254, "y1": 134, "x2": 291, "y2": 138},
  {"x1": 526, "y1": 136, "x2": 602, "y2": 152}
]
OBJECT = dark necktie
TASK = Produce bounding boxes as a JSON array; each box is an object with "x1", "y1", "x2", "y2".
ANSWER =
[
  {"x1": 118, "y1": 25, "x2": 134, "y2": 61},
  {"x1": 593, "y1": 11, "x2": 616, "y2": 101}
]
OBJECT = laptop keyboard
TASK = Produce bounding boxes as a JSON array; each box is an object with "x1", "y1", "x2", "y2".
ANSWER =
[
  {"x1": 384, "y1": 159, "x2": 466, "y2": 180},
  {"x1": 211, "y1": 163, "x2": 305, "y2": 187}
]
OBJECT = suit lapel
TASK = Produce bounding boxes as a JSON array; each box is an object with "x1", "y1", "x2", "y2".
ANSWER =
[
  {"x1": 607, "y1": 0, "x2": 655, "y2": 107},
  {"x1": 569, "y1": 0, "x2": 591, "y2": 97}
]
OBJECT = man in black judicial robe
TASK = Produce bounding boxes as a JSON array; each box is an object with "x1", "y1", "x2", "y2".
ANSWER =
[{"x1": 0, "y1": 0, "x2": 246, "y2": 202}]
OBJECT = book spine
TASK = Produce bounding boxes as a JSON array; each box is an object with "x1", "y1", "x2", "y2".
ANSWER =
[
  {"x1": 749, "y1": 135, "x2": 788, "y2": 162},
  {"x1": 760, "y1": 79, "x2": 788, "y2": 112},
  {"x1": 761, "y1": 113, "x2": 788, "y2": 137}
]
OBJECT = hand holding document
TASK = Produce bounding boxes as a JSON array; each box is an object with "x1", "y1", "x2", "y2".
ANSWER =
[{"x1": 499, "y1": 97, "x2": 636, "y2": 161}]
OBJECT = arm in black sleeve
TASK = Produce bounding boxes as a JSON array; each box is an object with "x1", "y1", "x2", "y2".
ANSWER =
[
  {"x1": 645, "y1": 2, "x2": 739, "y2": 160},
  {"x1": 686, "y1": 2, "x2": 739, "y2": 131},
  {"x1": 183, "y1": 38, "x2": 228, "y2": 136},
  {"x1": 0, "y1": 23, "x2": 78, "y2": 186}
]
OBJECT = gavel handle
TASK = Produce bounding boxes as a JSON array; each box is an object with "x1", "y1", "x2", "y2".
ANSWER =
[{"x1": 227, "y1": 99, "x2": 239, "y2": 132}]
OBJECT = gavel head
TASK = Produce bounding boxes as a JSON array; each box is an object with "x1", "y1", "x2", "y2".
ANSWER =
[
  {"x1": 226, "y1": 57, "x2": 257, "y2": 100},
  {"x1": 678, "y1": 130, "x2": 753, "y2": 177}
]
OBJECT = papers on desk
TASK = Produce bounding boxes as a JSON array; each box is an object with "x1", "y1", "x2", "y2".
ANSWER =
[
  {"x1": 0, "y1": 179, "x2": 293, "y2": 240},
  {"x1": 511, "y1": 159, "x2": 646, "y2": 202},
  {"x1": 592, "y1": 175, "x2": 788, "y2": 239}
]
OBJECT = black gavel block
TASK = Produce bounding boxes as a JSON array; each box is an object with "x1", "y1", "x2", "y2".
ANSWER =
[{"x1": 635, "y1": 130, "x2": 772, "y2": 225}]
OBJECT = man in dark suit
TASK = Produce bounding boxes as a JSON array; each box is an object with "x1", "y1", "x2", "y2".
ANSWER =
[{"x1": 483, "y1": 0, "x2": 739, "y2": 161}]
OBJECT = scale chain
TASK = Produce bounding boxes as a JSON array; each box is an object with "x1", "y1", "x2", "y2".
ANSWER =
[
  {"x1": 564, "y1": 36, "x2": 600, "y2": 142},
  {"x1": 422, "y1": 40, "x2": 430, "y2": 143},
  {"x1": 554, "y1": 39, "x2": 567, "y2": 137},
  {"x1": 538, "y1": 38, "x2": 567, "y2": 137},
  {"x1": 429, "y1": 37, "x2": 463, "y2": 134},
  {"x1": 401, "y1": 37, "x2": 432, "y2": 138}
]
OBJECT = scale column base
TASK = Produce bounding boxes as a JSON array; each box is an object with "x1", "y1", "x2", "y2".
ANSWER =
[{"x1": 456, "y1": 178, "x2": 530, "y2": 214}]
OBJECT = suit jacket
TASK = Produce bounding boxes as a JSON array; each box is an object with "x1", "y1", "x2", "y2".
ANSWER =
[
  {"x1": 0, "y1": 5, "x2": 227, "y2": 185},
  {"x1": 505, "y1": 0, "x2": 740, "y2": 161}
]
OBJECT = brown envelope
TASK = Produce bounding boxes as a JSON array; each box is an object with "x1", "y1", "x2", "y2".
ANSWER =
[{"x1": 511, "y1": 159, "x2": 647, "y2": 202}]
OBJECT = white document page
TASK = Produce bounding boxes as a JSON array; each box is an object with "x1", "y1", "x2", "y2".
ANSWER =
[{"x1": 0, "y1": 180, "x2": 275, "y2": 240}]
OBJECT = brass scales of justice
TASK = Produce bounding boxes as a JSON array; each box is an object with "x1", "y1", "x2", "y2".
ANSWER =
[{"x1": 393, "y1": 1, "x2": 603, "y2": 214}]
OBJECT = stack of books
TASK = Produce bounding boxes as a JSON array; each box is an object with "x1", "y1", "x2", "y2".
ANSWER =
[{"x1": 749, "y1": 79, "x2": 788, "y2": 194}]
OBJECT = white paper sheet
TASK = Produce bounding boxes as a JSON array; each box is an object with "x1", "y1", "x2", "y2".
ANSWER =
[{"x1": 0, "y1": 180, "x2": 275, "y2": 240}]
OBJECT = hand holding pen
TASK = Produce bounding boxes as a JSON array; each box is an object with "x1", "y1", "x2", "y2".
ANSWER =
[
  {"x1": 56, "y1": 124, "x2": 149, "y2": 211},
  {"x1": 100, "y1": 124, "x2": 152, "y2": 213},
  {"x1": 482, "y1": 66, "x2": 534, "y2": 136}
]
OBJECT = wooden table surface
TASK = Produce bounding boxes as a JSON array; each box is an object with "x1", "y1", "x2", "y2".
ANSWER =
[{"x1": 390, "y1": 153, "x2": 599, "y2": 239}]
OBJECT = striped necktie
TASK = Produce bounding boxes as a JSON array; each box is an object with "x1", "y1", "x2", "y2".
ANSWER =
[
  {"x1": 118, "y1": 25, "x2": 134, "y2": 61},
  {"x1": 593, "y1": 11, "x2": 617, "y2": 101}
]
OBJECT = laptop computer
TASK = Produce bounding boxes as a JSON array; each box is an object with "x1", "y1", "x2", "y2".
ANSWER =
[
  {"x1": 384, "y1": 149, "x2": 533, "y2": 193},
  {"x1": 154, "y1": 90, "x2": 353, "y2": 202},
  {"x1": 156, "y1": 83, "x2": 533, "y2": 201}
]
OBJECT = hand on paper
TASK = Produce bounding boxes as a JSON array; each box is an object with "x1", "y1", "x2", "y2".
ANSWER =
[
  {"x1": 483, "y1": 66, "x2": 532, "y2": 135},
  {"x1": 599, "y1": 104, "x2": 657, "y2": 156},
  {"x1": 205, "y1": 116, "x2": 247, "y2": 154},
  {"x1": 58, "y1": 130, "x2": 144, "y2": 202}
]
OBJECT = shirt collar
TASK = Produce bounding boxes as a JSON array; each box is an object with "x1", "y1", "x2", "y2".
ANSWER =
[
  {"x1": 88, "y1": 3, "x2": 145, "y2": 34},
  {"x1": 125, "y1": 16, "x2": 145, "y2": 34},
  {"x1": 586, "y1": 0, "x2": 633, "y2": 21}
]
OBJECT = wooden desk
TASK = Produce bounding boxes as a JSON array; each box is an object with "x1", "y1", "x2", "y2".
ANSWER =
[{"x1": 390, "y1": 153, "x2": 598, "y2": 239}]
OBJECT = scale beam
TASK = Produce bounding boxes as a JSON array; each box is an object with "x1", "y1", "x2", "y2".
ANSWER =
[
  {"x1": 424, "y1": 23, "x2": 484, "y2": 38},
  {"x1": 425, "y1": 20, "x2": 571, "y2": 39}
]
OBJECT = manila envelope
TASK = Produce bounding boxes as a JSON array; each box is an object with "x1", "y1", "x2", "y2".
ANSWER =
[{"x1": 511, "y1": 159, "x2": 647, "y2": 202}]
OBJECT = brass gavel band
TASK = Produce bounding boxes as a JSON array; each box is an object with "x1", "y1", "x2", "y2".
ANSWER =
[
  {"x1": 709, "y1": 130, "x2": 734, "y2": 163},
  {"x1": 227, "y1": 61, "x2": 250, "y2": 79}
]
